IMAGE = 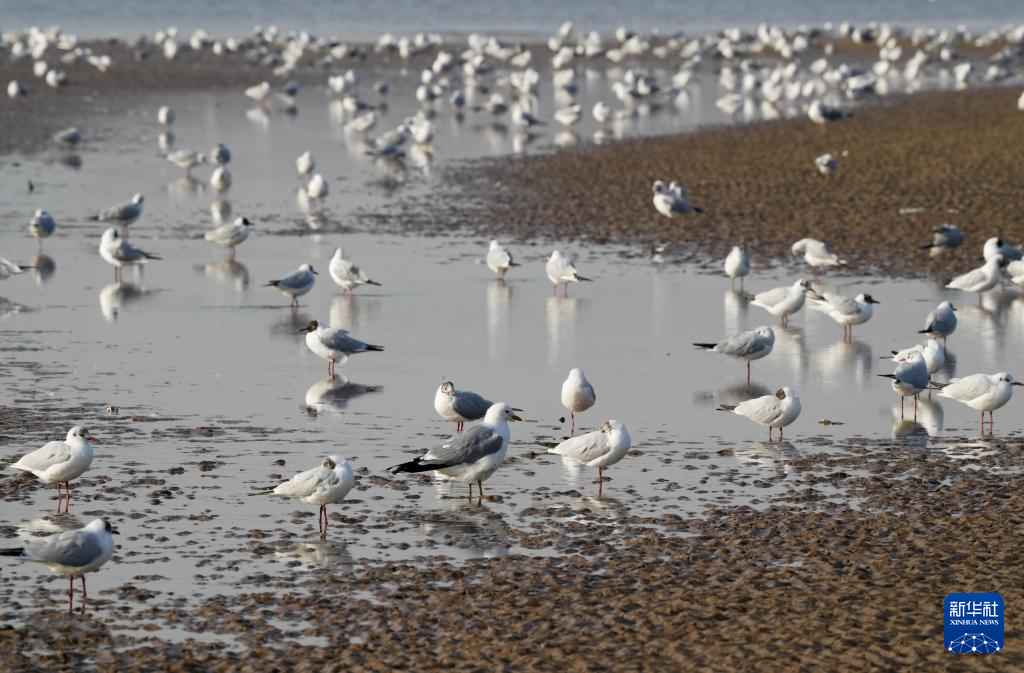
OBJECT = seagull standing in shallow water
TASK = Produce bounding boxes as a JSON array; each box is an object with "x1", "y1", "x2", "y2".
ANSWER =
[
  {"x1": 724, "y1": 246, "x2": 750, "y2": 286},
  {"x1": 434, "y1": 381, "x2": 494, "y2": 432},
  {"x1": 919, "y1": 300, "x2": 957, "y2": 342},
  {"x1": 388, "y1": 403, "x2": 522, "y2": 500},
  {"x1": 694, "y1": 326, "x2": 774, "y2": 384},
  {"x1": 792, "y1": 238, "x2": 847, "y2": 274},
  {"x1": 299, "y1": 319, "x2": 383, "y2": 377},
  {"x1": 0, "y1": 518, "x2": 117, "y2": 615},
  {"x1": 561, "y1": 368, "x2": 596, "y2": 435},
  {"x1": 879, "y1": 350, "x2": 930, "y2": 418},
  {"x1": 98, "y1": 228, "x2": 160, "y2": 282},
  {"x1": 328, "y1": 247, "x2": 381, "y2": 293},
  {"x1": 749, "y1": 279, "x2": 819, "y2": 326},
  {"x1": 546, "y1": 250, "x2": 591, "y2": 297},
  {"x1": 9, "y1": 426, "x2": 96, "y2": 511},
  {"x1": 718, "y1": 387, "x2": 801, "y2": 440},
  {"x1": 486, "y1": 240, "x2": 520, "y2": 279},
  {"x1": 945, "y1": 256, "x2": 1002, "y2": 298},
  {"x1": 542, "y1": 420, "x2": 631, "y2": 495},
  {"x1": 808, "y1": 291, "x2": 879, "y2": 340},
  {"x1": 262, "y1": 456, "x2": 354, "y2": 536},
  {"x1": 265, "y1": 263, "x2": 317, "y2": 307},
  {"x1": 204, "y1": 217, "x2": 253, "y2": 260},
  {"x1": 935, "y1": 372, "x2": 1022, "y2": 433},
  {"x1": 29, "y1": 209, "x2": 56, "y2": 247},
  {"x1": 90, "y1": 193, "x2": 144, "y2": 236}
]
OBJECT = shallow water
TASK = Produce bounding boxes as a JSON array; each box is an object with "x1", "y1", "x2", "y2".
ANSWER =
[{"x1": 2, "y1": 59, "x2": 1023, "y2": 637}]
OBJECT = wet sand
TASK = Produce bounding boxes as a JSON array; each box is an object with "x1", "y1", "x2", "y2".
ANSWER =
[{"x1": 433, "y1": 87, "x2": 1024, "y2": 278}]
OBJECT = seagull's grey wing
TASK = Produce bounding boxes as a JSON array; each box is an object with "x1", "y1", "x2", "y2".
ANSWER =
[
  {"x1": 451, "y1": 391, "x2": 493, "y2": 420},
  {"x1": 274, "y1": 269, "x2": 309, "y2": 289},
  {"x1": 735, "y1": 396, "x2": 784, "y2": 425},
  {"x1": 825, "y1": 294, "x2": 859, "y2": 316},
  {"x1": 753, "y1": 286, "x2": 788, "y2": 307},
  {"x1": 320, "y1": 328, "x2": 368, "y2": 353},
  {"x1": 25, "y1": 529, "x2": 103, "y2": 567},
  {"x1": 274, "y1": 466, "x2": 334, "y2": 497},
  {"x1": 949, "y1": 267, "x2": 984, "y2": 288},
  {"x1": 422, "y1": 426, "x2": 504, "y2": 467},
  {"x1": 894, "y1": 360, "x2": 929, "y2": 388},
  {"x1": 100, "y1": 201, "x2": 134, "y2": 221},
  {"x1": 942, "y1": 374, "x2": 990, "y2": 401},
  {"x1": 13, "y1": 441, "x2": 72, "y2": 471},
  {"x1": 716, "y1": 331, "x2": 763, "y2": 357},
  {"x1": 0, "y1": 259, "x2": 26, "y2": 278},
  {"x1": 112, "y1": 242, "x2": 147, "y2": 263},
  {"x1": 551, "y1": 430, "x2": 610, "y2": 462}
]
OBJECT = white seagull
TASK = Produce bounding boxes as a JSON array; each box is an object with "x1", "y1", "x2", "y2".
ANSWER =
[
  {"x1": 9, "y1": 426, "x2": 96, "y2": 509},
  {"x1": 546, "y1": 250, "x2": 591, "y2": 297},
  {"x1": 204, "y1": 216, "x2": 253, "y2": 260},
  {"x1": 157, "y1": 105, "x2": 175, "y2": 126},
  {"x1": 0, "y1": 518, "x2": 117, "y2": 615},
  {"x1": 306, "y1": 173, "x2": 329, "y2": 200},
  {"x1": 918, "y1": 300, "x2": 957, "y2": 341},
  {"x1": 299, "y1": 319, "x2": 384, "y2": 377},
  {"x1": 749, "y1": 279, "x2": 819, "y2": 326},
  {"x1": 890, "y1": 338, "x2": 945, "y2": 375},
  {"x1": 982, "y1": 237, "x2": 1022, "y2": 263},
  {"x1": 29, "y1": 209, "x2": 57, "y2": 245},
  {"x1": 296, "y1": 151, "x2": 316, "y2": 179},
  {"x1": 434, "y1": 381, "x2": 495, "y2": 432},
  {"x1": 879, "y1": 350, "x2": 930, "y2": 418},
  {"x1": 808, "y1": 291, "x2": 880, "y2": 339},
  {"x1": 542, "y1": 420, "x2": 632, "y2": 495},
  {"x1": 265, "y1": 263, "x2": 317, "y2": 306},
  {"x1": 165, "y1": 148, "x2": 205, "y2": 177},
  {"x1": 485, "y1": 240, "x2": 520, "y2": 279},
  {"x1": 791, "y1": 238, "x2": 847, "y2": 273},
  {"x1": 694, "y1": 326, "x2": 775, "y2": 383},
  {"x1": 388, "y1": 403, "x2": 522, "y2": 499},
  {"x1": 328, "y1": 247, "x2": 381, "y2": 293},
  {"x1": 652, "y1": 180, "x2": 702, "y2": 217},
  {"x1": 945, "y1": 256, "x2": 1002, "y2": 296},
  {"x1": 815, "y1": 153, "x2": 838, "y2": 176},
  {"x1": 98, "y1": 228, "x2": 160, "y2": 282},
  {"x1": 718, "y1": 387, "x2": 801, "y2": 440},
  {"x1": 90, "y1": 193, "x2": 145, "y2": 232},
  {"x1": 936, "y1": 372, "x2": 1022, "y2": 432},
  {"x1": 724, "y1": 246, "x2": 750, "y2": 285},
  {"x1": 263, "y1": 456, "x2": 354, "y2": 535},
  {"x1": 561, "y1": 368, "x2": 596, "y2": 435}
]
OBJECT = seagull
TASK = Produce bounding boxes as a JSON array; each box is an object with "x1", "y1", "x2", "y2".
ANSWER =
[
  {"x1": 511, "y1": 104, "x2": 545, "y2": 129},
  {"x1": 0, "y1": 518, "x2": 117, "y2": 615},
  {"x1": 1006, "y1": 260, "x2": 1024, "y2": 287},
  {"x1": 921, "y1": 224, "x2": 964, "y2": 255},
  {"x1": 306, "y1": 173, "x2": 329, "y2": 200},
  {"x1": 541, "y1": 420, "x2": 631, "y2": 495},
  {"x1": 265, "y1": 263, "x2": 317, "y2": 307},
  {"x1": 485, "y1": 240, "x2": 519, "y2": 279},
  {"x1": 388, "y1": 403, "x2": 521, "y2": 500},
  {"x1": 935, "y1": 372, "x2": 1022, "y2": 433},
  {"x1": 807, "y1": 99, "x2": 850, "y2": 126},
  {"x1": 262, "y1": 456, "x2": 354, "y2": 536},
  {"x1": 328, "y1": 247, "x2": 381, "y2": 293},
  {"x1": 879, "y1": 350, "x2": 930, "y2": 418},
  {"x1": 296, "y1": 151, "x2": 315, "y2": 179},
  {"x1": 29, "y1": 209, "x2": 56, "y2": 245},
  {"x1": 652, "y1": 180, "x2": 702, "y2": 217},
  {"x1": 245, "y1": 81, "x2": 272, "y2": 105},
  {"x1": 791, "y1": 238, "x2": 847, "y2": 273},
  {"x1": 890, "y1": 338, "x2": 945, "y2": 375},
  {"x1": 808, "y1": 291, "x2": 880, "y2": 339},
  {"x1": 434, "y1": 381, "x2": 495, "y2": 432},
  {"x1": 546, "y1": 250, "x2": 591, "y2": 297},
  {"x1": 553, "y1": 104, "x2": 581, "y2": 127},
  {"x1": 98, "y1": 228, "x2": 160, "y2": 282},
  {"x1": 0, "y1": 259, "x2": 31, "y2": 281},
  {"x1": 561, "y1": 368, "x2": 596, "y2": 434},
  {"x1": 919, "y1": 300, "x2": 957, "y2": 342},
  {"x1": 815, "y1": 153, "x2": 838, "y2": 176},
  {"x1": 718, "y1": 387, "x2": 801, "y2": 440},
  {"x1": 945, "y1": 255, "x2": 1002, "y2": 296},
  {"x1": 52, "y1": 127, "x2": 81, "y2": 146},
  {"x1": 210, "y1": 143, "x2": 231, "y2": 165},
  {"x1": 210, "y1": 166, "x2": 232, "y2": 191},
  {"x1": 694, "y1": 326, "x2": 775, "y2": 383},
  {"x1": 749, "y1": 279, "x2": 819, "y2": 326},
  {"x1": 592, "y1": 101, "x2": 611, "y2": 125},
  {"x1": 7, "y1": 80, "x2": 27, "y2": 98},
  {"x1": 89, "y1": 193, "x2": 145, "y2": 232},
  {"x1": 9, "y1": 426, "x2": 95, "y2": 510},
  {"x1": 299, "y1": 319, "x2": 383, "y2": 377},
  {"x1": 165, "y1": 148, "x2": 205, "y2": 177},
  {"x1": 982, "y1": 237, "x2": 1023, "y2": 262},
  {"x1": 204, "y1": 216, "x2": 252, "y2": 260},
  {"x1": 157, "y1": 105, "x2": 175, "y2": 126},
  {"x1": 724, "y1": 246, "x2": 750, "y2": 285}
]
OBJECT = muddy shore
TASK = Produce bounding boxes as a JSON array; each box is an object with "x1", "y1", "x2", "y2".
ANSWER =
[{"x1": 423, "y1": 87, "x2": 1024, "y2": 279}]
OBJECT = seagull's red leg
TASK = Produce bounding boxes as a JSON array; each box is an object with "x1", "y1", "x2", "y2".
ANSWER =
[
  {"x1": 598, "y1": 467, "x2": 603, "y2": 496},
  {"x1": 746, "y1": 361, "x2": 751, "y2": 385},
  {"x1": 68, "y1": 576, "x2": 74, "y2": 614},
  {"x1": 571, "y1": 411, "x2": 575, "y2": 435}
]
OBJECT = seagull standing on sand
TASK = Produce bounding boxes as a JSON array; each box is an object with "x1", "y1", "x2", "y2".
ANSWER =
[
  {"x1": 0, "y1": 518, "x2": 117, "y2": 615},
  {"x1": 546, "y1": 250, "x2": 591, "y2": 297},
  {"x1": 299, "y1": 320, "x2": 383, "y2": 377},
  {"x1": 922, "y1": 224, "x2": 963, "y2": 254},
  {"x1": 98, "y1": 228, "x2": 160, "y2": 282},
  {"x1": 815, "y1": 153, "x2": 838, "y2": 176},
  {"x1": 808, "y1": 291, "x2": 880, "y2": 340},
  {"x1": 266, "y1": 263, "x2": 317, "y2": 307},
  {"x1": 204, "y1": 216, "x2": 253, "y2": 260},
  {"x1": 90, "y1": 193, "x2": 144, "y2": 234},
  {"x1": 694, "y1": 326, "x2": 774, "y2": 383},
  {"x1": 561, "y1": 368, "x2": 596, "y2": 434},
  {"x1": 652, "y1": 180, "x2": 702, "y2": 217},
  {"x1": 29, "y1": 209, "x2": 56, "y2": 246},
  {"x1": 328, "y1": 247, "x2": 381, "y2": 293},
  {"x1": 157, "y1": 105, "x2": 175, "y2": 126},
  {"x1": 9, "y1": 426, "x2": 95, "y2": 510},
  {"x1": 724, "y1": 246, "x2": 750, "y2": 285},
  {"x1": 262, "y1": 456, "x2": 354, "y2": 535},
  {"x1": 486, "y1": 240, "x2": 520, "y2": 279},
  {"x1": 434, "y1": 381, "x2": 495, "y2": 432},
  {"x1": 879, "y1": 350, "x2": 930, "y2": 418},
  {"x1": 718, "y1": 387, "x2": 801, "y2": 440},
  {"x1": 542, "y1": 420, "x2": 631, "y2": 495},
  {"x1": 945, "y1": 256, "x2": 1002, "y2": 297},
  {"x1": 935, "y1": 372, "x2": 1022, "y2": 433},
  {"x1": 807, "y1": 99, "x2": 849, "y2": 127},
  {"x1": 52, "y1": 127, "x2": 81, "y2": 146},
  {"x1": 389, "y1": 403, "x2": 521, "y2": 499},
  {"x1": 749, "y1": 279, "x2": 819, "y2": 326},
  {"x1": 919, "y1": 300, "x2": 957, "y2": 342},
  {"x1": 792, "y1": 238, "x2": 847, "y2": 273}
]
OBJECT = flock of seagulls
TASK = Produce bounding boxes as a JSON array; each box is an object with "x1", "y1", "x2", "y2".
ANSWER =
[{"x1": 2, "y1": 16, "x2": 1024, "y2": 614}]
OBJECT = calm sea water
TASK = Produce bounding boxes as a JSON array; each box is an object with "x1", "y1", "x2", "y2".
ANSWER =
[{"x1": 3, "y1": 0, "x2": 1022, "y2": 40}]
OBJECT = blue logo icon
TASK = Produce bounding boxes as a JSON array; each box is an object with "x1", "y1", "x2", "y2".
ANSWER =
[{"x1": 945, "y1": 593, "x2": 1003, "y2": 653}]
